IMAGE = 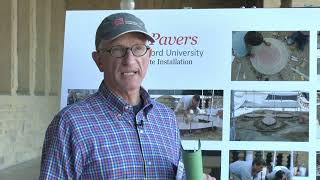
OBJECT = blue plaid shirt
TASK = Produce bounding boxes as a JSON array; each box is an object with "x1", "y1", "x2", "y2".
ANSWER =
[{"x1": 40, "y1": 82, "x2": 183, "y2": 179}]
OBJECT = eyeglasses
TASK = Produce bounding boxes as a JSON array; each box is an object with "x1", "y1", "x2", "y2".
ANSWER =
[{"x1": 99, "y1": 44, "x2": 150, "y2": 58}]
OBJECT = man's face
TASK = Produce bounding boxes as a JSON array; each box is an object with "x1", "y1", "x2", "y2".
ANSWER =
[
  {"x1": 275, "y1": 174, "x2": 287, "y2": 180},
  {"x1": 252, "y1": 164, "x2": 264, "y2": 174},
  {"x1": 280, "y1": 175, "x2": 286, "y2": 180},
  {"x1": 191, "y1": 99, "x2": 200, "y2": 109},
  {"x1": 93, "y1": 33, "x2": 151, "y2": 98}
]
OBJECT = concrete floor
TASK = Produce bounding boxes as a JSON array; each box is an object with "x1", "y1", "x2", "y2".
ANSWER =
[{"x1": 0, "y1": 157, "x2": 40, "y2": 180}]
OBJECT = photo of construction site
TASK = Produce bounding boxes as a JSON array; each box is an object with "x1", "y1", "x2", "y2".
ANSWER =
[
  {"x1": 229, "y1": 150, "x2": 309, "y2": 180},
  {"x1": 317, "y1": 152, "x2": 320, "y2": 180},
  {"x1": 317, "y1": 31, "x2": 320, "y2": 78},
  {"x1": 232, "y1": 31, "x2": 309, "y2": 81},
  {"x1": 149, "y1": 89, "x2": 223, "y2": 140},
  {"x1": 317, "y1": 91, "x2": 320, "y2": 139},
  {"x1": 67, "y1": 89, "x2": 97, "y2": 105},
  {"x1": 230, "y1": 91, "x2": 309, "y2": 141}
]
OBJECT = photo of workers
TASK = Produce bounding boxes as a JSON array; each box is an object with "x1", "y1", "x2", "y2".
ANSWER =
[
  {"x1": 67, "y1": 89, "x2": 97, "y2": 105},
  {"x1": 229, "y1": 150, "x2": 308, "y2": 180},
  {"x1": 317, "y1": 152, "x2": 320, "y2": 179},
  {"x1": 231, "y1": 31, "x2": 309, "y2": 81},
  {"x1": 317, "y1": 91, "x2": 320, "y2": 139},
  {"x1": 149, "y1": 89, "x2": 223, "y2": 140},
  {"x1": 317, "y1": 31, "x2": 320, "y2": 78},
  {"x1": 230, "y1": 90, "x2": 309, "y2": 141}
]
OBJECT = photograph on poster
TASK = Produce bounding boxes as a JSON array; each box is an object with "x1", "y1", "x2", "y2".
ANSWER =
[
  {"x1": 318, "y1": 31, "x2": 320, "y2": 77},
  {"x1": 317, "y1": 152, "x2": 320, "y2": 179},
  {"x1": 317, "y1": 91, "x2": 320, "y2": 139},
  {"x1": 231, "y1": 31, "x2": 309, "y2": 81},
  {"x1": 230, "y1": 90, "x2": 309, "y2": 141},
  {"x1": 67, "y1": 89, "x2": 97, "y2": 105},
  {"x1": 201, "y1": 150, "x2": 221, "y2": 180},
  {"x1": 229, "y1": 150, "x2": 308, "y2": 179},
  {"x1": 148, "y1": 89, "x2": 223, "y2": 140}
]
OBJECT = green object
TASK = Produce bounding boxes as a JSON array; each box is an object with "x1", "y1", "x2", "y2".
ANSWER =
[{"x1": 182, "y1": 140, "x2": 203, "y2": 180}]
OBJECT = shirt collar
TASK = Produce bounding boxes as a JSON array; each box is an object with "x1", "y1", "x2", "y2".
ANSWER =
[{"x1": 98, "y1": 81, "x2": 153, "y2": 115}]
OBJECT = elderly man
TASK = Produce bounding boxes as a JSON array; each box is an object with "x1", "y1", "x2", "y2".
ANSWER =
[
  {"x1": 40, "y1": 13, "x2": 183, "y2": 179},
  {"x1": 229, "y1": 157, "x2": 266, "y2": 180}
]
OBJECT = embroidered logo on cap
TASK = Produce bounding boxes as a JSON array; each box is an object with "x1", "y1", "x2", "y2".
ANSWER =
[{"x1": 113, "y1": 17, "x2": 124, "y2": 26}]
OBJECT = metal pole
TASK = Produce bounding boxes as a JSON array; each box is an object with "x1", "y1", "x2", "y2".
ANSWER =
[
  {"x1": 290, "y1": 151, "x2": 294, "y2": 175},
  {"x1": 273, "y1": 151, "x2": 276, "y2": 167}
]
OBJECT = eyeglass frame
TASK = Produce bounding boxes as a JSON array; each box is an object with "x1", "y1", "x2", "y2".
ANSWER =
[{"x1": 98, "y1": 44, "x2": 151, "y2": 58}]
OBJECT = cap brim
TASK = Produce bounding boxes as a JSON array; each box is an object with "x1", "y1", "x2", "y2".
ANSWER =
[{"x1": 113, "y1": 30, "x2": 155, "y2": 43}]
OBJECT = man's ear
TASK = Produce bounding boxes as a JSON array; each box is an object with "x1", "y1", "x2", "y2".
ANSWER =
[{"x1": 92, "y1": 51, "x2": 104, "y2": 72}]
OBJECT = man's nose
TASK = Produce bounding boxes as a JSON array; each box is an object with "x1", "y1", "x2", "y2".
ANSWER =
[{"x1": 122, "y1": 49, "x2": 136, "y2": 64}]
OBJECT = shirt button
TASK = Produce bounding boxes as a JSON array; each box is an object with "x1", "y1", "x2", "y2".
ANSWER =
[
  {"x1": 147, "y1": 161, "x2": 152, "y2": 166},
  {"x1": 125, "y1": 105, "x2": 130, "y2": 110},
  {"x1": 139, "y1": 130, "x2": 144, "y2": 134}
]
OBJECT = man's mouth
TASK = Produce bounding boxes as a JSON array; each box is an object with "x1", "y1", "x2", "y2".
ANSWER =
[{"x1": 122, "y1": 71, "x2": 137, "y2": 76}]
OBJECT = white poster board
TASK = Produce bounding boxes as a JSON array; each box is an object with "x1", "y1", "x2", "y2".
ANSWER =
[{"x1": 62, "y1": 9, "x2": 320, "y2": 179}]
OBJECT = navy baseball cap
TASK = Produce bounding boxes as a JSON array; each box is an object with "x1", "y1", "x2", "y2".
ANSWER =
[{"x1": 95, "y1": 13, "x2": 155, "y2": 49}]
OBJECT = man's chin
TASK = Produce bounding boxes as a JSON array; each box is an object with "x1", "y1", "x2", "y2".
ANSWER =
[{"x1": 120, "y1": 84, "x2": 141, "y2": 93}]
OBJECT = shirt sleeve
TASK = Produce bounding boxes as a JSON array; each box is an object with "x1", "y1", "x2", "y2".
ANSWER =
[
  {"x1": 39, "y1": 114, "x2": 82, "y2": 179},
  {"x1": 240, "y1": 170, "x2": 252, "y2": 180},
  {"x1": 182, "y1": 96, "x2": 190, "y2": 110},
  {"x1": 230, "y1": 161, "x2": 252, "y2": 180},
  {"x1": 285, "y1": 168, "x2": 292, "y2": 180},
  {"x1": 174, "y1": 98, "x2": 184, "y2": 113},
  {"x1": 229, "y1": 161, "x2": 240, "y2": 175},
  {"x1": 265, "y1": 172, "x2": 274, "y2": 180},
  {"x1": 195, "y1": 107, "x2": 201, "y2": 114}
]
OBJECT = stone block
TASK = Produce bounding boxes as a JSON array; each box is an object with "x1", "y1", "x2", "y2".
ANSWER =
[
  {"x1": 0, "y1": 157, "x2": 4, "y2": 169},
  {"x1": 0, "y1": 112, "x2": 15, "y2": 120},
  {"x1": 0, "y1": 122, "x2": 2, "y2": 135},
  {"x1": 14, "y1": 152, "x2": 27, "y2": 163},
  {"x1": 8, "y1": 134, "x2": 17, "y2": 143},
  {"x1": 0, "y1": 156, "x2": 4, "y2": 166}
]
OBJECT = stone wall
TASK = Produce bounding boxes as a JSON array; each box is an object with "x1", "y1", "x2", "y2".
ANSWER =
[
  {"x1": 0, "y1": 0, "x2": 65, "y2": 170},
  {"x1": 0, "y1": 96, "x2": 58, "y2": 169}
]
